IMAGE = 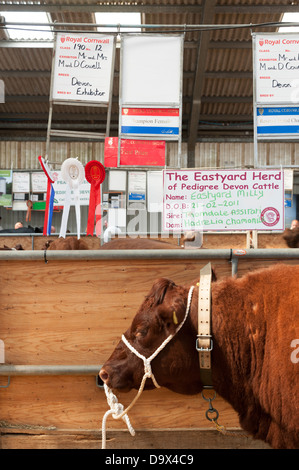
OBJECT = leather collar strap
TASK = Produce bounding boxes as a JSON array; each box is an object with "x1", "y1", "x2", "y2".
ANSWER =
[{"x1": 196, "y1": 262, "x2": 213, "y2": 389}]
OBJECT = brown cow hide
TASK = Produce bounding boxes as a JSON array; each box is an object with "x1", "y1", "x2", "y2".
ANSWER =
[
  {"x1": 43, "y1": 232, "x2": 202, "y2": 250},
  {"x1": 100, "y1": 263, "x2": 299, "y2": 449},
  {"x1": 0, "y1": 244, "x2": 24, "y2": 250},
  {"x1": 99, "y1": 237, "x2": 181, "y2": 250},
  {"x1": 46, "y1": 237, "x2": 89, "y2": 250},
  {"x1": 283, "y1": 228, "x2": 299, "y2": 248}
]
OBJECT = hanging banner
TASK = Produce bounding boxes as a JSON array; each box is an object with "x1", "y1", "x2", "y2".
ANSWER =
[
  {"x1": 85, "y1": 160, "x2": 106, "y2": 236},
  {"x1": 163, "y1": 169, "x2": 284, "y2": 231}
]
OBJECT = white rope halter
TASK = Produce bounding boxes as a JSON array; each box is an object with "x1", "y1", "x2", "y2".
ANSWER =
[{"x1": 101, "y1": 284, "x2": 195, "y2": 449}]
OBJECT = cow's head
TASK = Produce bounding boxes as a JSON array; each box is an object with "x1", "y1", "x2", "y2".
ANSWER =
[{"x1": 100, "y1": 278, "x2": 202, "y2": 395}]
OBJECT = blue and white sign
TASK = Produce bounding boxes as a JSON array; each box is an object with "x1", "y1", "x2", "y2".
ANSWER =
[
  {"x1": 128, "y1": 192, "x2": 146, "y2": 201},
  {"x1": 121, "y1": 108, "x2": 180, "y2": 137},
  {"x1": 256, "y1": 106, "x2": 299, "y2": 139}
]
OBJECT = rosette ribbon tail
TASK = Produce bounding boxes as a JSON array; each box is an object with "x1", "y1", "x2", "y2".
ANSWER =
[
  {"x1": 59, "y1": 158, "x2": 85, "y2": 239},
  {"x1": 85, "y1": 161, "x2": 105, "y2": 237},
  {"x1": 95, "y1": 183, "x2": 102, "y2": 237},
  {"x1": 74, "y1": 186, "x2": 81, "y2": 239},
  {"x1": 44, "y1": 181, "x2": 55, "y2": 236},
  {"x1": 59, "y1": 185, "x2": 71, "y2": 239},
  {"x1": 59, "y1": 186, "x2": 81, "y2": 239},
  {"x1": 26, "y1": 200, "x2": 33, "y2": 222},
  {"x1": 86, "y1": 180, "x2": 98, "y2": 236},
  {"x1": 38, "y1": 156, "x2": 55, "y2": 236},
  {"x1": 87, "y1": 180, "x2": 102, "y2": 237}
]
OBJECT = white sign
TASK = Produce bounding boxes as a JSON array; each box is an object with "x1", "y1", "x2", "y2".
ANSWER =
[
  {"x1": 12, "y1": 172, "x2": 30, "y2": 193},
  {"x1": 31, "y1": 172, "x2": 48, "y2": 192},
  {"x1": 128, "y1": 171, "x2": 146, "y2": 210},
  {"x1": 284, "y1": 169, "x2": 293, "y2": 191},
  {"x1": 256, "y1": 106, "x2": 299, "y2": 138},
  {"x1": 163, "y1": 169, "x2": 284, "y2": 231},
  {"x1": 53, "y1": 171, "x2": 90, "y2": 206},
  {"x1": 121, "y1": 35, "x2": 183, "y2": 105},
  {"x1": 120, "y1": 108, "x2": 180, "y2": 137},
  {"x1": 52, "y1": 33, "x2": 115, "y2": 103},
  {"x1": 254, "y1": 33, "x2": 299, "y2": 104}
]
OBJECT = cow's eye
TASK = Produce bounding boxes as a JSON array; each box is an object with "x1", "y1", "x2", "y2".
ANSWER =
[{"x1": 136, "y1": 329, "x2": 147, "y2": 338}]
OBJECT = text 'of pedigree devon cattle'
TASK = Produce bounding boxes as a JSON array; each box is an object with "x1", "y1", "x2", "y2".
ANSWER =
[{"x1": 100, "y1": 264, "x2": 299, "y2": 449}]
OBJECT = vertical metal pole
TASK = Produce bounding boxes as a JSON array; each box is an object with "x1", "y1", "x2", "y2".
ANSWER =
[
  {"x1": 105, "y1": 35, "x2": 117, "y2": 138},
  {"x1": 118, "y1": 34, "x2": 124, "y2": 168},
  {"x1": 252, "y1": 33, "x2": 259, "y2": 168},
  {"x1": 46, "y1": 32, "x2": 57, "y2": 159},
  {"x1": 46, "y1": 102, "x2": 53, "y2": 158},
  {"x1": 178, "y1": 34, "x2": 184, "y2": 169}
]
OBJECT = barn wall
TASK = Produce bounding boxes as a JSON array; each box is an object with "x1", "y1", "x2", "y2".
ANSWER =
[
  {"x1": 0, "y1": 254, "x2": 297, "y2": 449},
  {"x1": 1, "y1": 140, "x2": 299, "y2": 170},
  {"x1": 1, "y1": 140, "x2": 298, "y2": 234},
  {"x1": 0, "y1": 230, "x2": 289, "y2": 251}
]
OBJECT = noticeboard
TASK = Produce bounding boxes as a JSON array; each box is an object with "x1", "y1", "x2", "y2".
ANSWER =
[
  {"x1": 163, "y1": 169, "x2": 284, "y2": 231},
  {"x1": 253, "y1": 32, "x2": 299, "y2": 105},
  {"x1": 120, "y1": 35, "x2": 183, "y2": 106},
  {"x1": 51, "y1": 32, "x2": 115, "y2": 104}
]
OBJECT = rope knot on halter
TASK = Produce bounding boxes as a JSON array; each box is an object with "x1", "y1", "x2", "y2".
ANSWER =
[{"x1": 144, "y1": 359, "x2": 152, "y2": 379}]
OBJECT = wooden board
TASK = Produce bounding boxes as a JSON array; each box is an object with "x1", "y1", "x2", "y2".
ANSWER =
[
  {"x1": 0, "y1": 258, "x2": 230, "y2": 364},
  {"x1": 0, "y1": 255, "x2": 297, "y2": 449},
  {"x1": 0, "y1": 428, "x2": 270, "y2": 449}
]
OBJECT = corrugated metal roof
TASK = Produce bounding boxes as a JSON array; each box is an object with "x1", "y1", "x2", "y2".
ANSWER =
[{"x1": 0, "y1": 0, "x2": 297, "y2": 154}]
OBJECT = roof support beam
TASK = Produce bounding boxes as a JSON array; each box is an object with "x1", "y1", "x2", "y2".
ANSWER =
[
  {"x1": 187, "y1": 0, "x2": 217, "y2": 167},
  {"x1": 0, "y1": 70, "x2": 252, "y2": 79},
  {"x1": 2, "y1": 94, "x2": 253, "y2": 104},
  {"x1": 0, "y1": 4, "x2": 299, "y2": 14}
]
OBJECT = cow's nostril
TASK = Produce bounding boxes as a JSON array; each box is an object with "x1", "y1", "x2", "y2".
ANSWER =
[{"x1": 99, "y1": 369, "x2": 109, "y2": 383}]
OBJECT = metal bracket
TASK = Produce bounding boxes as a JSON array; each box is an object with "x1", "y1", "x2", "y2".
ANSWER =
[
  {"x1": 0, "y1": 376, "x2": 10, "y2": 389},
  {"x1": 201, "y1": 390, "x2": 219, "y2": 422}
]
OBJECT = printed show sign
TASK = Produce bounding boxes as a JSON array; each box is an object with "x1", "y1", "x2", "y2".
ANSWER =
[
  {"x1": 256, "y1": 106, "x2": 299, "y2": 137},
  {"x1": 53, "y1": 171, "x2": 90, "y2": 206},
  {"x1": 163, "y1": 169, "x2": 284, "y2": 231},
  {"x1": 52, "y1": 33, "x2": 115, "y2": 103},
  {"x1": 104, "y1": 137, "x2": 165, "y2": 167},
  {"x1": 254, "y1": 33, "x2": 299, "y2": 104},
  {"x1": 120, "y1": 108, "x2": 180, "y2": 137}
]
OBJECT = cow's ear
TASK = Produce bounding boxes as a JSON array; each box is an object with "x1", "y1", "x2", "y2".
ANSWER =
[
  {"x1": 147, "y1": 278, "x2": 176, "y2": 306},
  {"x1": 158, "y1": 289, "x2": 187, "y2": 335}
]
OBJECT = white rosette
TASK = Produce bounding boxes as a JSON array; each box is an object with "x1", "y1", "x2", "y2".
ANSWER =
[{"x1": 59, "y1": 158, "x2": 85, "y2": 239}]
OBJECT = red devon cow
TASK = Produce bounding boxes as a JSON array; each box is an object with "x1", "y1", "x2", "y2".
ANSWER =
[{"x1": 100, "y1": 263, "x2": 299, "y2": 449}]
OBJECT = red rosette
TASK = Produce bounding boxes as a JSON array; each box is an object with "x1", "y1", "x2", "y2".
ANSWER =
[
  {"x1": 85, "y1": 160, "x2": 106, "y2": 185},
  {"x1": 85, "y1": 161, "x2": 106, "y2": 236}
]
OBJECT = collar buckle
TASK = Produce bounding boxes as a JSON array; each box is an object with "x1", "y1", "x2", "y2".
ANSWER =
[{"x1": 196, "y1": 335, "x2": 213, "y2": 352}]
